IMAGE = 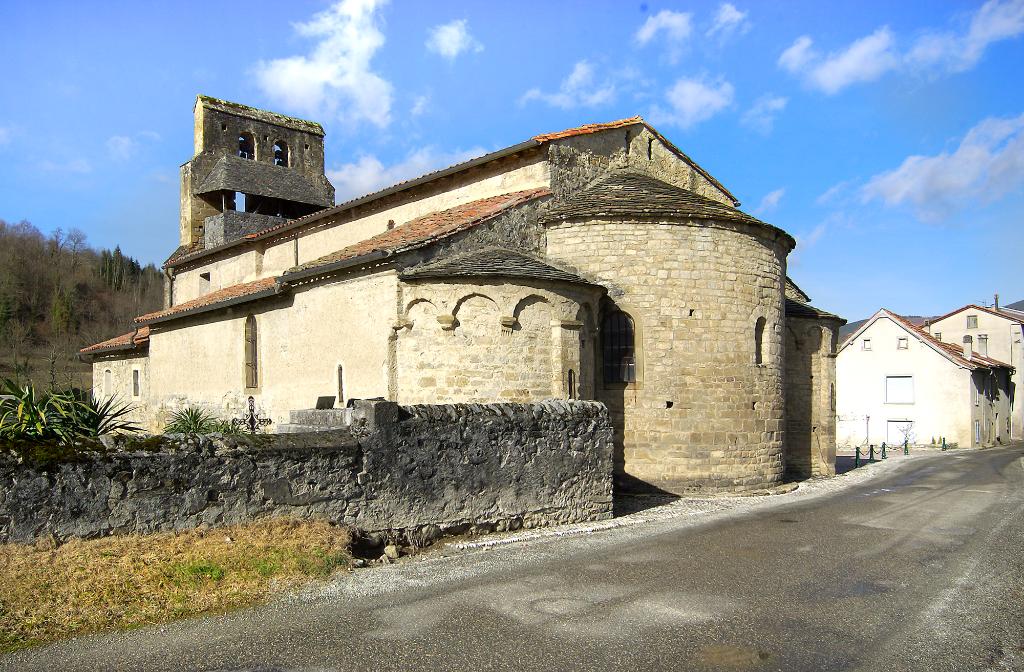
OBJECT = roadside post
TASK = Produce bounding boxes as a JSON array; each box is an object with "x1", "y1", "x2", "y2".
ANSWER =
[
  {"x1": 855, "y1": 446, "x2": 861, "y2": 468},
  {"x1": 942, "y1": 438, "x2": 947, "y2": 451},
  {"x1": 881, "y1": 442, "x2": 887, "y2": 459},
  {"x1": 869, "y1": 444, "x2": 875, "y2": 462},
  {"x1": 904, "y1": 439, "x2": 909, "y2": 456}
]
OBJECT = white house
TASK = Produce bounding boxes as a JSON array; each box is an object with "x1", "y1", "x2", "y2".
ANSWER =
[
  {"x1": 924, "y1": 303, "x2": 1024, "y2": 440},
  {"x1": 837, "y1": 309, "x2": 1013, "y2": 449}
]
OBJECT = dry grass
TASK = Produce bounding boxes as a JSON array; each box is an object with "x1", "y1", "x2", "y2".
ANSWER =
[{"x1": 0, "y1": 518, "x2": 351, "y2": 653}]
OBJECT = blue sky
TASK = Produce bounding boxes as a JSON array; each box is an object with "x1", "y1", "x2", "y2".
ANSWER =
[{"x1": 1, "y1": 0, "x2": 1022, "y2": 319}]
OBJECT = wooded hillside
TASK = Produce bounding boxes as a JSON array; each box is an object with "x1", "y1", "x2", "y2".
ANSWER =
[{"x1": 0, "y1": 219, "x2": 163, "y2": 389}]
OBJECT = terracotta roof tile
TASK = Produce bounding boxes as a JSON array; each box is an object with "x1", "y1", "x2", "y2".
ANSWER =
[
  {"x1": 80, "y1": 326, "x2": 150, "y2": 355},
  {"x1": 287, "y1": 188, "x2": 550, "y2": 275},
  {"x1": 531, "y1": 117, "x2": 644, "y2": 142},
  {"x1": 885, "y1": 310, "x2": 1010, "y2": 370},
  {"x1": 135, "y1": 277, "x2": 279, "y2": 325},
  {"x1": 929, "y1": 303, "x2": 1024, "y2": 326}
]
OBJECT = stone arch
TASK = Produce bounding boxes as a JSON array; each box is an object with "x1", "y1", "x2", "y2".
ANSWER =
[
  {"x1": 512, "y1": 294, "x2": 551, "y2": 331},
  {"x1": 453, "y1": 293, "x2": 500, "y2": 336}
]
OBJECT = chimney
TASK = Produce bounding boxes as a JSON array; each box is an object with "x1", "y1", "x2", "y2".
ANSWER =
[
  {"x1": 963, "y1": 335, "x2": 973, "y2": 361},
  {"x1": 995, "y1": 293, "x2": 1000, "y2": 310}
]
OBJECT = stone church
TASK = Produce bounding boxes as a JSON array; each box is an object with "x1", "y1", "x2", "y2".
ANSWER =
[{"x1": 82, "y1": 95, "x2": 844, "y2": 493}]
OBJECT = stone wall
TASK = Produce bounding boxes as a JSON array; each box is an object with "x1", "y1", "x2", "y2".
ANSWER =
[
  {"x1": 546, "y1": 218, "x2": 790, "y2": 493},
  {"x1": 0, "y1": 400, "x2": 613, "y2": 545},
  {"x1": 784, "y1": 317, "x2": 839, "y2": 479}
]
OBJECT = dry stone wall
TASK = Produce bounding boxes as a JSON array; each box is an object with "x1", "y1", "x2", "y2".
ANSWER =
[{"x1": 0, "y1": 400, "x2": 613, "y2": 545}]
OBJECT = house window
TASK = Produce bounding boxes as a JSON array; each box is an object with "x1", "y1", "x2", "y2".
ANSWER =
[
  {"x1": 973, "y1": 380, "x2": 979, "y2": 406},
  {"x1": 238, "y1": 132, "x2": 255, "y2": 160},
  {"x1": 935, "y1": 332, "x2": 942, "y2": 341},
  {"x1": 602, "y1": 310, "x2": 636, "y2": 383},
  {"x1": 754, "y1": 317, "x2": 766, "y2": 365},
  {"x1": 885, "y1": 375, "x2": 914, "y2": 404},
  {"x1": 978, "y1": 335, "x2": 988, "y2": 356},
  {"x1": 967, "y1": 315, "x2": 978, "y2": 329},
  {"x1": 273, "y1": 140, "x2": 289, "y2": 167},
  {"x1": 244, "y1": 315, "x2": 259, "y2": 389},
  {"x1": 897, "y1": 337, "x2": 908, "y2": 350},
  {"x1": 132, "y1": 369, "x2": 140, "y2": 397},
  {"x1": 862, "y1": 338, "x2": 872, "y2": 351}
]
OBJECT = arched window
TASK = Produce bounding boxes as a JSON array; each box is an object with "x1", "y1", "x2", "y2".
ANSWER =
[
  {"x1": 103, "y1": 369, "x2": 112, "y2": 397},
  {"x1": 238, "y1": 132, "x2": 255, "y2": 160},
  {"x1": 567, "y1": 369, "x2": 577, "y2": 400},
  {"x1": 754, "y1": 317, "x2": 766, "y2": 365},
  {"x1": 337, "y1": 364, "x2": 345, "y2": 406},
  {"x1": 244, "y1": 315, "x2": 258, "y2": 388},
  {"x1": 602, "y1": 310, "x2": 636, "y2": 383},
  {"x1": 273, "y1": 140, "x2": 289, "y2": 167}
]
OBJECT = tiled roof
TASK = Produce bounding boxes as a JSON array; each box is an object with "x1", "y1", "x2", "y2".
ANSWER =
[
  {"x1": 135, "y1": 277, "x2": 280, "y2": 325},
  {"x1": 165, "y1": 116, "x2": 736, "y2": 269},
  {"x1": 286, "y1": 188, "x2": 550, "y2": 276},
  {"x1": 531, "y1": 117, "x2": 644, "y2": 142},
  {"x1": 400, "y1": 247, "x2": 599, "y2": 286},
  {"x1": 929, "y1": 303, "x2": 1024, "y2": 326},
  {"x1": 785, "y1": 298, "x2": 844, "y2": 323},
  {"x1": 80, "y1": 326, "x2": 150, "y2": 355},
  {"x1": 540, "y1": 171, "x2": 791, "y2": 246},
  {"x1": 194, "y1": 155, "x2": 334, "y2": 206},
  {"x1": 885, "y1": 310, "x2": 1010, "y2": 370}
]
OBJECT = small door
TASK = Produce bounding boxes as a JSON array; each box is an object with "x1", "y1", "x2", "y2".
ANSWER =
[{"x1": 887, "y1": 420, "x2": 912, "y2": 445}]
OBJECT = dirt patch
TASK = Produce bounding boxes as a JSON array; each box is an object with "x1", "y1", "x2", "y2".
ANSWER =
[{"x1": 0, "y1": 518, "x2": 351, "y2": 653}]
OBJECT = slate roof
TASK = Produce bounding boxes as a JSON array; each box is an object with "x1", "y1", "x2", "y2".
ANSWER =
[
  {"x1": 134, "y1": 277, "x2": 281, "y2": 325},
  {"x1": 80, "y1": 326, "x2": 150, "y2": 356},
  {"x1": 195, "y1": 155, "x2": 333, "y2": 206},
  {"x1": 785, "y1": 298, "x2": 845, "y2": 323},
  {"x1": 285, "y1": 188, "x2": 550, "y2": 278},
  {"x1": 540, "y1": 171, "x2": 793, "y2": 246},
  {"x1": 400, "y1": 247, "x2": 599, "y2": 286}
]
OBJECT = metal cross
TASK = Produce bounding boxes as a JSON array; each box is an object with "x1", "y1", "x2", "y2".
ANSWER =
[{"x1": 231, "y1": 396, "x2": 273, "y2": 434}]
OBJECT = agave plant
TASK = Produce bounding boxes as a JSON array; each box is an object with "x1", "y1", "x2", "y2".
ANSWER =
[
  {"x1": 0, "y1": 378, "x2": 141, "y2": 444},
  {"x1": 59, "y1": 389, "x2": 142, "y2": 438},
  {"x1": 164, "y1": 407, "x2": 222, "y2": 435}
]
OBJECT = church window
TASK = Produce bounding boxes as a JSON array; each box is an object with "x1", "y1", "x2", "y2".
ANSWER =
[
  {"x1": 103, "y1": 369, "x2": 112, "y2": 397},
  {"x1": 244, "y1": 315, "x2": 259, "y2": 389},
  {"x1": 647, "y1": 137, "x2": 654, "y2": 160},
  {"x1": 567, "y1": 369, "x2": 577, "y2": 400},
  {"x1": 602, "y1": 311, "x2": 636, "y2": 383},
  {"x1": 238, "y1": 132, "x2": 255, "y2": 160},
  {"x1": 754, "y1": 317, "x2": 766, "y2": 364},
  {"x1": 337, "y1": 365, "x2": 345, "y2": 406},
  {"x1": 132, "y1": 369, "x2": 141, "y2": 397},
  {"x1": 273, "y1": 140, "x2": 289, "y2": 167}
]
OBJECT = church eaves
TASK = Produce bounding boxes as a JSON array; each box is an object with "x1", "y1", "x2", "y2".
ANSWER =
[{"x1": 400, "y1": 247, "x2": 600, "y2": 287}]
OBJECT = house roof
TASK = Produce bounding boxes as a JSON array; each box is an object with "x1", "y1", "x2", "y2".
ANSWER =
[
  {"x1": 399, "y1": 246, "x2": 600, "y2": 286},
  {"x1": 785, "y1": 298, "x2": 845, "y2": 323},
  {"x1": 194, "y1": 155, "x2": 333, "y2": 206},
  {"x1": 539, "y1": 171, "x2": 794, "y2": 249},
  {"x1": 929, "y1": 303, "x2": 1024, "y2": 326},
  {"x1": 841, "y1": 308, "x2": 1011, "y2": 371},
  {"x1": 80, "y1": 326, "x2": 150, "y2": 356},
  {"x1": 284, "y1": 188, "x2": 550, "y2": 279},
  {"x1": 164, "y1": 116, "x2": 736, "y2": 270},
  {"x1": 134, "y1": 277, "x2": 283, "y2": 326}
]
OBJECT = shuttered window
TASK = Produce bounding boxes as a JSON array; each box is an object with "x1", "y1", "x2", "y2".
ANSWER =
[{"x1": 885, "y1": 375, "x2": 913, "y2": 404}]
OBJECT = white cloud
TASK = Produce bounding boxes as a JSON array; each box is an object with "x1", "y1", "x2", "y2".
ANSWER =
[
  {"x1": 740, "y1": 94, "x2": 787, "y2": 134},
  {"x1": 652, "y1": 76, "x2": 734, "y2": 129},
  {"x1": 862, "y1": 113, "x2": 1024, "y2": 220},
  {"x1": 410, "y1": 94, "x2": 429, "y2": 116},
  {"x1": 327, "y1": 145, "x2": 488, "y2": 202},
  {"x1": 754, "y1": 188, "x2": 785, "y2": 215},
  {"x1": 635, "y1": 10, "x2": 692, "y2": 45},
  {"x1": 780, "y1": 1, "x2": 1024, "y2": 93},
  {"x1": 426, "y1": 19, "x2": 482, "y2": 60},
  {"x1": 707, "y1": 3, "x2": 751, "y2": 40},
  {"x1": 816, "y1": 179, "x2": 853, "y2": 205},
  {"x1": 908, "y1": 0, "x2": 1024, "y2": 72},
  {"x1": 106, "y1": 136, "x2": 137, "y2": 160},
  {"x1": 780, "y1": 28, "x2": 899, "y2": 94},
  {"x1": 253, "y1": 0, "x2": 393, "y2": 128},
  {"x1": 800, "y1": 222, "x2": 828, "y2": 247},
  {"x1": 519, "y1": 60, "x2": 615, "y2": 109}
]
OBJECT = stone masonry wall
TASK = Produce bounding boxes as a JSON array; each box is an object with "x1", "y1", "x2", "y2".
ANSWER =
[
  {"x1": 0, "y1": 400, "x2": 613, "y2": 544},
  {"x1": 546, "y1": 219, "x2": 790, "y2": 493},
  {"x1": 784, "y1": 317, "x2": 840, "y2": 479}
]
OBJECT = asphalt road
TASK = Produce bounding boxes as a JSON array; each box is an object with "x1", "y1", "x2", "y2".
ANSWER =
[{"x1": 5, "y1": 445, "x2": 1023, "y2": 672}]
